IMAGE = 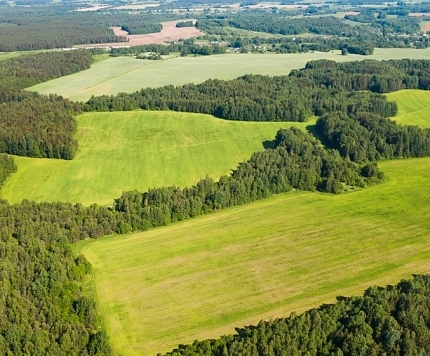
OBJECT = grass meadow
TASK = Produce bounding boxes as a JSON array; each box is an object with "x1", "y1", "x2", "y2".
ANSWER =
[
  {"x1": 1, "y1": 111, "x2": 314, "y2": 206},
  {"x1": 28, "y1": 48, "x2": 430, "y2": 102},
  {"x1": 76, "y1": 157, "x2": 430, "y2": 356},
  {"x1": 386, "y1": 89, "x2": 430, "y2": 128}
]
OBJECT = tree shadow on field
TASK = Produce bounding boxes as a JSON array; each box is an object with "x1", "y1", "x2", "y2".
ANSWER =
[{"x1": 262, "y1": 139, "x2": 276, "y2": 150}]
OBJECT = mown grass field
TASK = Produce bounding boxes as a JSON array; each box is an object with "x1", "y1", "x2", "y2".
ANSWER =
[
  {"x1": 76, "y1": 157, "x2": 430, "y2": 356},
  {"x1": 386, "y1": 89, "x2": 430, "y2": 128},
  {"x1": 28, "y1": 48, "x2": 430, "y2": 102},
  {"x1": 1, "y1": 111, "x2": 314, "y2": 206}
]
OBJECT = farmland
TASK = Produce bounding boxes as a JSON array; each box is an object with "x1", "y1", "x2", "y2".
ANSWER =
[
  {"x1": 386, "y1": 89, "x2": 430, "y2": 128},
  {"x1": 76, "y1": 156, "x2": 430, "y2": 355},
  {"x1": 28, "y1": 48, "x2": 430, "y2": 102},
  {"x1": 0, "y1": 111, "x2": 314, "y2": 206}
]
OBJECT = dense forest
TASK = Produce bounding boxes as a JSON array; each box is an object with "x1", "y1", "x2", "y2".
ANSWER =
[
  {"x1": 162, "y1": 274, "x2": 430, "y2": 355},
  {"x1": 83, "y1": 75, "x2": 397, "y2": 122},
  {"x1": 0, "y1": 51, "x2": 90, "y2": 160},
  {"x1": 0, "y1": 154, "x2": 16, "y2": 188},
  {"x1": 0, "y1": 6, "x2": 182, "y2": 51}
]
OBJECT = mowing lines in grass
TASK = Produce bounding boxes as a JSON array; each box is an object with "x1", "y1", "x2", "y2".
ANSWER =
[
  {"x1": 77, "y1": 157, "x2": 430, "y2": 355},
  {"x1": 1, "y1": 111, "x2": 313, "y2": 206},
  {"x1": 28, "y1": 48, "x2": 430, "y2": 102},
  {"x1": 386, "y1": 89, "x2": 430, "y2": 128}
]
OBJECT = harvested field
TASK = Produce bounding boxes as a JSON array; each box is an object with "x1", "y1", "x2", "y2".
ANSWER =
[
  {"x1": 421, "y1": 21, "x2": 430, "y2": 32},
  {"x1": 248, "y1": 3, "x2": 309, "y2": 8},
  {"x1": 75, "y1": 5, "x2": 111, "y2": 12},
  {"x1": 109, "y1": 20, "x2": 203, "y2": 46},
  {"x1": 112, "y1": 4, "x2": 160, "y2": 10},
  {"x1": 336, "y1": 11, "x2": 360, "y2": 18},
  {"x1": 410, "y1": 12, "x2": 430, "y2": 16}
]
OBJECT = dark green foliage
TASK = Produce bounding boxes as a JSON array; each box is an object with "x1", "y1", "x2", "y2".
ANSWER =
[
  {"x1": 0, "y1": 51, "x2": 91, "y2": 160},
  {"x1": 0, "y1": 154, "x2": 16, "y2": 187},
  {"x1": 176, "y1": 20, "x2": 195, "y2": 28},
  {"x1": 0, "y1": 50, "x2": 92, "y2": 89},
  {"x1": 121, "y1": 23, "x2": 163, "y2": 35},
  {"x1": 0, "y1": 230, "x2": 112, "y2": 355},
  {"x1": 83, "y1": 75, "x2": 396, "y2": 122},
  {"x1": 162, "y1": 275, "x2": 430, "y2": 356},
  {"x1": 0, "y1": 89, "x2": 79, "y2": 159},
  {"x1": 316, "y1": 111, "x2": 430, "y2": 162}
]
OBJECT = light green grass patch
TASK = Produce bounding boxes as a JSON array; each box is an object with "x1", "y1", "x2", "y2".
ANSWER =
[
  {"x1": 386, "y1": 89, "x2": 430, "y2": 128},
  {"x1": 76, "y1": 157, "x2": 430, "y2": 356},
  {"x1": 1, "y1": 111, "x2": 314, "y2": 206},
  {"x1": 28, "y1": 48, "x2": 430, "y2": 102}
]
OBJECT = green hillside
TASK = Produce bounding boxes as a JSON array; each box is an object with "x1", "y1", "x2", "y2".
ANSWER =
[
  {"x1": 28, "y1": 48, "x2": 430, "y2": 102},
  {"x1": 76, "y1": 157, "x2": 430, "y2": 355},
  {"x1": 0, "y1": 111, "x2": 314, "y2": 206}
]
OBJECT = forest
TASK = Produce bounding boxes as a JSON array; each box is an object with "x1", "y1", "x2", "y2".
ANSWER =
[
  {"x1": 2, "y1": 28, "x2": 430, "y2": 353},
  {"x1": 162, "y1": 274, "x2": 430, "y2": 355},
  {"x1": 0, "y1": 51, "x2": 90, "y2": 160}
]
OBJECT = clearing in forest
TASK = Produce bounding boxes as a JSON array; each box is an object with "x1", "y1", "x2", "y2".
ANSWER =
[
  {"x1": 386, "y1": 89, "x2": 430, "y2": 128},
  {"x1": 1, "y1": 111, "x2": 313, "y2": 206}
]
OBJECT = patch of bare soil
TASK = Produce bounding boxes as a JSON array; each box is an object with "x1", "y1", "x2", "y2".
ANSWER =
[
  {"x1": 410, "y1": 12, "x2": 430, "y2": 17},
  {"x1": 335, "y1": 11, "x2": 360, "y2": 18},
  {"x1": 108, "y1": 20, "x2": 203, "y2": 46},
  {"x1": 421, "y1": 22, "x2": 430, "y2": 32}
]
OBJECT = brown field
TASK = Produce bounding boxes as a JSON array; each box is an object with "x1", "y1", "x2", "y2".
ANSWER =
[
  {"x1": 112, "y1": 4, "x2": 160, "y2": 10},
  {"x1": 75, "y1": 5, "x2": 111, "y2": 12},
  {"x1": 336, "y1": 11, "x2": 360, "y2": 18},
  {"x1": 410, "y1": 13, "x2": 430, "y2": 17},
  {"x1": 79, "y1": 20, "x2": 204, "y2": 48},
  {"x1": 248, "y1": 3, "x2": 309, "y2": 8},
  {"x1": 421, "y1": 21, "x2": 430, "y2": 32}
]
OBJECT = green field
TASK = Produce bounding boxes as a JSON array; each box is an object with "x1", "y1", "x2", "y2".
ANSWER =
[
  {"x1": 1, "y1": 111, "x2": 314, "y2": 206},
  {"x1": 76, "y1": 157, "x2": 430, "y2": 356},
  {"x1": 386, "y1": 89, "x2": 430, "y2": 128},
  {"x1": 28, "y1": 48, "x2": 430, "y2": 102}
]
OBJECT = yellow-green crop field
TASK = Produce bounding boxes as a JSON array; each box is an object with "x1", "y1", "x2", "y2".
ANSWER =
[
  {"x1": 386, "y1": 89, "x2": 430, "y2": 128},
  {"x1": 1, "y1": 111, "x2": 314, "y2": 206},
  {"x1": 76, "y1": 157, "x2": 430, "y2": 355},
  {"x1": 72, "y1": 90, "x2": 430, "y2": 355},
  {"x1": 28, "y1": 48, "x2": 430, "y2": 102}
]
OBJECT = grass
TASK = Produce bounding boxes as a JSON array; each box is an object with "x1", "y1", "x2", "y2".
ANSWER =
[
  {"x1": 1, "y1": 111, "x2": 314, "y2": 206},
  {"x1": 27, "y1": 48, "x2": 430, "y2": 102},
  {"x1": 386, "y1": 89, "x2": 430, "y2": 128},
  {"x1": 76, "y1": 157, "x2": 430, "y2": 356}
]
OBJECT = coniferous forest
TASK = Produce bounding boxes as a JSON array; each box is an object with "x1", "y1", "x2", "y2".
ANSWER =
[{"x1": 3, "y1": 48, "x2": 430, "y2": 354}]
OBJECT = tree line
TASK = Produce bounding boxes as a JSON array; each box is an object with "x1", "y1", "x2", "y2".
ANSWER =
[
  {"x1": 162, "y1": 274, "x2": 430, "y2": 355},
  {"x1": 83, "y1": 75, "x2": 397, "y2": 122},
  {"x1": 0, "y1": 51, "x2": 91, "y2": 160},
  {"x1": 0, "y1": 154, "x2": 16, "y2": 188}
]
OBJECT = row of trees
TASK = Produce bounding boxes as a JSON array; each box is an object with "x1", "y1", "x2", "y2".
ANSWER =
[
  {"x1": 0, "y1": 154, "x2": 16, "y2": 187},
  {"x1": 0, "y1": 217, "x2": 111, "y2": 355},
  {"x1": 120, "y1": 23, "x2": 163, "y2": 35},
  {"x1": 83, "y1": 75, "x2": 397, "y2": 122},
  {"x1": 0, "y1": 51, "x2": 92, "y2": 160},
  {"x1": 163, "y1": 275, "x2": 430, "y2": 355}
]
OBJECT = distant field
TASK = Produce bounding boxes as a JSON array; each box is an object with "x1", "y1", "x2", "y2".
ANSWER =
[
  {"x1": 76, "y1": 157, "x2": 430, "y2": 356},
  {"x1": 1, "y1": 111, "x2": 314, "y2": 206},
  {"x1": 386, "y1": 89, "x2": 430, "y2": 128},
  {"x1": 28, "y1": 48, "x2": 430, "y2": 102}
]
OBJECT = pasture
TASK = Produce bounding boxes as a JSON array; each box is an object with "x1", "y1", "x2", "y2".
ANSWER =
[
  {"x1": 28, "y1": 48, "x2": 430, "y2": 102},
  {"x1": 386, "y1": 89, "x2": 430, "y2": 128},
  {"x1": 76, "y1": 157, "x2": 430, "y2": 356},
  {"x1": 1, "y1": 111, "x2": 313, "y2": 206}
]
